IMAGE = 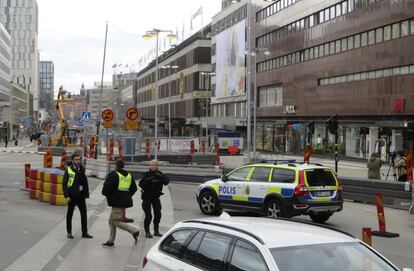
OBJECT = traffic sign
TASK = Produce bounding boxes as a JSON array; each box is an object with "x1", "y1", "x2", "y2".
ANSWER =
[
  {"x1": 126, "y1": 108, "x2": 139, "y2": 121},
  {"x1": 101, "y1": 109, "x2": 114, "y2": 122},
  {"x1": 80, "y1": 111, "x2": 92, "y2": 122}
]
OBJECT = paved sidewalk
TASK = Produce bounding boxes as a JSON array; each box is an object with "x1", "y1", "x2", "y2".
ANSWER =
[{"x1": 4, "y1": 178, "x2": 175, "y2": 271}]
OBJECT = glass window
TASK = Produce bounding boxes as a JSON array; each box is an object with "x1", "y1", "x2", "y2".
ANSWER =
[
  {"x1": 383, "y1": 68, "x2": 392, "y2": 77},
  {"x1": 319, "y1": 45, "x2": 325, "y2": 57},
  {"x1": 360, "y1": 72, "x2": 367, "y2": 80},
  {"x1": 354, "y1": 73, "x2": 361, "y2": 81},
  {"x1": 341, "y1": 38, "x2": 347, "y2": 51},
  {"x1": 324, "y1": 43, "x2": 329, "y2": 56},
  {"x1": 361, "y1": 32, "x2": 368, "y2": 46},
  {"x1": 347, "y1": 36, "x2": 354, "y2": 50},
  {"x1": 182, "y1": 231, "x2": 204, "y2": 263},
  {"x1": 392, "y1": 23, "x2": 400, "y2": 39},
  {"x1": 309, "y1": 47, "x2": 314, "y2": 59},
  {"x1": 335, "y1": 40, "x2": 341, "y2": 53},
  {"x1": 375, "y1": 70, "x2": 383, "y2": 78},
  {"x1": 348, "y1": 0, "x2": 355, "y2": 12},
  {"x1": 342, "y1": 1, "x2": 348, "y2": 14},
  {"x1": 347, "y1": 74, "x2": 354, "y2": 81},
  {"x1": 409, "y1": 65, "x2": 414, "y2": 74},
  {"x1": 250, "y1": 167, "x2": 271, "y2": 182},
  {"x1": 384, "y1": 25, "x2": 391, "y2": 41},
  {"x1": 368, "y1": 30, "x2": 375, "y2": 45},
  {"x1": 401, "y1": 66, "x2": 409, "y2": 75},
  {"x1": 310, "y1": 15, "x2": 315, "y2": 27},
  {"x1": 392, "y1": 67, "x2": 401, "y2": 76},
  {"x1": 319, "y1": 11, "x2": 325, "y2": 23},
  {"x1": 324, "y1": 9, "x2": 329, "y2": 22},
  {"x1": 305, "y1": 169, "x2": 337, "y2": 186},
  {"x1": 314, "y1": 46, "x2": 319, "y2": 58},
  {"x1": 229, "y1": 240, "x2": 268, "y2": 271},
  {"x1": 196, "y1": 232, "x2": 232, "y2": 271},
  {"x1": 376, "y1": 28, "x2": 383, "y2": 43},
  {"x1": 330, "y1": 6, "x2": 335, "y2": 19},
  {"x1": 228, "y1": 167, "x2": 252, "y2": 182},
  {"x1": 410, "y1": 19, "x2": 414, "y2": 35},
  {"x1": 336, "y1": 4, "x2": 342, "y2": 16},
  {"x1": 329, "y1": 42, "x2": 335, "y2": 54},
  {"x1": 271, "y1": 242, "x2": 397, "y2": 271},
  {"x1": 160, "y1": 229, "x2": 195, "y2": 257},
  {"x1": 401, "y1": 20, "x2": 409, "y2": 37},
  {"x1": 276, "y1": 1, "x2": 280, "y2": 11},
  {"x1": 354, "y1": 34, "x2": 361, "y2": 48},
  {"x1": 272, "y1": 168, "x2": 296, "y2": 183},
  {"x1": 367, "y1": 71, "x2": 376, "y2": 79}
]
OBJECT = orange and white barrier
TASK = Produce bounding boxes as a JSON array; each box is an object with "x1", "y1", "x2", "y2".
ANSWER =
[
  {"x1": 43, "y1": 149, "x2": 53, "y2": 168},
  {"x1": 372, "y1": 192, "x2": 399, "y2": 237},
  {"x1": 362, "y1": 227, "x2": 372, "y2": 246}
]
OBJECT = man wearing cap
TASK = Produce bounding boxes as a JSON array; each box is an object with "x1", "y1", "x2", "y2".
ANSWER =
[{"x1": 102, "y1": 160, "x2": 140, "y2": 247}]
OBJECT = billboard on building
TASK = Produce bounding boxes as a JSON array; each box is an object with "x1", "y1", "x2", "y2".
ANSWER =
[{"x1": 215, "y1": 19, "x2": 246, "y2": 98}]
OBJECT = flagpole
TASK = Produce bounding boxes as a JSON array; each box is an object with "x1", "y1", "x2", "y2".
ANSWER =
[{"x1": 201, "y1": 3, "x2": 203, "y2": 27}]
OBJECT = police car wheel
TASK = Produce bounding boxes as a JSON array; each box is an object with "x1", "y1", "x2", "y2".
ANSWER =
[
  {"x1": 265, "y1": 199, "x2": 284, "y2": 218},
  {"x1": 309, "y1": 212, "x2": 331, "y2": 223},
  {"x1": 199, "y1": 191, "x2": 220, "y2": 215}
]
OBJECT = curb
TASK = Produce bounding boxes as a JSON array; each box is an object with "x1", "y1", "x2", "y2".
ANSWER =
[{"x1": 0, "y1": 150, "x2": 40, "y2": 154}]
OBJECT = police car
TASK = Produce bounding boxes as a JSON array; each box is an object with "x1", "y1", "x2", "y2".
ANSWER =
[{"x1": 196, "y1": 160, "x2": 343, "y2": 223}]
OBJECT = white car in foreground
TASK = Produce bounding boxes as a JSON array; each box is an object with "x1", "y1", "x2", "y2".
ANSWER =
[{"x1": 142, "y1": 213, "x2": 409, "y2": 271}]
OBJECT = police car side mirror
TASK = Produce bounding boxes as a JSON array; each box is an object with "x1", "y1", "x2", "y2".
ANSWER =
[{"x1": 221, "y1": 175, "x2": 229, "y2": 182}]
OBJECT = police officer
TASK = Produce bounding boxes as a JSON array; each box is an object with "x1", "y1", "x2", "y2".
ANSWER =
[
  {"x1": 62, "y1": 153, "x2": 92, "y2": 239},
  {"x1": 139, "y1": 159, "x2": 169, "y2": 238},
  {"x1": 102, "y1": 160, "x2": 140, "y2": 247}
]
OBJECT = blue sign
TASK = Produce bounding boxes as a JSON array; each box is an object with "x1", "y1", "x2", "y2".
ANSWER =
[
  {"x1": 21, "y1": 117, "x2": 32, "y2": 127},
  {"x1": 80, "y1": 111, "x2": 92, "y2": 123},
  {"x1": 77, "y1": 120, "x2": 84, "y2": 127}
]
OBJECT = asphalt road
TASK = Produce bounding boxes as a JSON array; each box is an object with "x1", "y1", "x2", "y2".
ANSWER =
[{"x1": 1, "y1": 151, "x2": 413, "y2": 270}]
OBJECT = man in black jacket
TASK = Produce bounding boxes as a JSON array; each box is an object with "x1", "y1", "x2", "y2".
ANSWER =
[
  {"x1": 101, "y1": 160, "x2": 140, "y2": 247},
  {"x1": 62, "y1": 153, "x2": 92, "y2": 239},
  {"x1": 139, "y1": 159, "x2": 169, "y2": 238}
]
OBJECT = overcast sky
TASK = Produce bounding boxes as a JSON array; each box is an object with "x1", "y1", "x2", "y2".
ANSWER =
[{"x1": 37, "y1": 0, "x2": 221, "y2": 94}]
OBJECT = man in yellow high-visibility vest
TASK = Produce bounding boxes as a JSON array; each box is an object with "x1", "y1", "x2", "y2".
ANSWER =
[
  {"x1": 102, "y1": 160, "x2": 140, "y2": 247},
  {"x1": 62, "y1": 153, "x2": 92, "y2": 239}
]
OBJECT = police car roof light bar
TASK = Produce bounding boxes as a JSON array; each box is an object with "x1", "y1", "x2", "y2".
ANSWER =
[{"x1": 258, "y1": 159, "x2": 297, "y2": 165}]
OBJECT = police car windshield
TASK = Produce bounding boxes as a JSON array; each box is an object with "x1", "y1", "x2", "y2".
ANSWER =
[
  {"x1": 271, "y1": 242, "x2": 397, "y2": 271},
  {"x1": 305, "y1": 169, "x2": 337, "y2": 186}
]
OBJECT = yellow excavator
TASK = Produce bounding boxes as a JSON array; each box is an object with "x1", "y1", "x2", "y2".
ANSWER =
[{"x1": 52, "y1": 86, "x2": 74, "y2": 146}]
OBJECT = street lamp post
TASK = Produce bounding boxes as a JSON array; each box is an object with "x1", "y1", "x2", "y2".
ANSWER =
[
  {"x1": 200, "y1": 72, "x2": 215, "y2": 148},
  {"x1": 161, "y1": 65, "x2": 179, "y2": 151},
  {"x1": 143, "y1": 29, "x2": 176, "y2": 160}
]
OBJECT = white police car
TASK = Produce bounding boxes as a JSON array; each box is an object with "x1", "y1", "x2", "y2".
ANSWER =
[
  {"x1": 142, "y1": 215, "x2": 403, "y2": 271},
  {"x1": 196, "y1": 160, "x2": 343, "y2": 223}
]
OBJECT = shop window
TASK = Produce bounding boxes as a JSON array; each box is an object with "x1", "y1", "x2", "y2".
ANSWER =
[
  {"x1": 375, "y1": 28, "x2": 383, "y2": 43},
  {"x1": 401, "y1": 20, "x2": 409, "y2": 37}
]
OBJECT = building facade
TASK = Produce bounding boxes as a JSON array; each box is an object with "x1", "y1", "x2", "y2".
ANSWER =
[
  {"x1": 254, "y1": 0, "x2": 414, "y2": 159},
  {"x1": 86, "y1": 83, "x2": 117, "y2": 121},
  {"x1": 39, "y1": 61, "x2": 54, "y2": 115},
  {"x1": 210, "y1": 0, "x2": 248, "y2": 133},
  {"x1": 134, "y1": 25, "x2": 211, "y2": 138},
  {"x1": 0, "y1": 0, "x2": 39, "y2": 120},
  {"x1": 0, "y1": 22, "x2": 11, "y2": 141}
]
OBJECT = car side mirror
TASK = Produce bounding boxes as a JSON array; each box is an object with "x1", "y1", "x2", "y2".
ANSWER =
[{"x1": 221, "y1": 175, "x2": 229, "y2": 182}]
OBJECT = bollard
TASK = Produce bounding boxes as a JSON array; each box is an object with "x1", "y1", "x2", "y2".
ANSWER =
[
  {"x1": 24, "y1": 164, "x2": 31, "y2": 189},
  {"x1": 60, "y1": 150, "x2": 67, "y2": 170},
  {"x1": 216, "y1": 143, "x2": 220, "y2": 166},
  {"x1": 362, "y1": 227, "x2": 372, "y2": 246},
  {"x1": 190, "y1": 140, "x2": 195, "y2": 155},
  {"x1": 157, "y1": 139, "x2": 160, "y2": 151},
  {"x1": 63, "y1": 136, "x2": 69, "y2": 147},
  {"x1": 48, "y1": 137, "x2": 52, "y2": 147},
  {"x1": 201, "y1": 141, "x2": 206, "y2": 153},
  {"x1": 89, "y1": 138, "x2": 95, "y2": 159},
  {"x1": 43, "y1": 149, "x2": 53, "y2": 168},
  {"x1": 118, "y1": 139, "x2": 123, "y2": 161},
  {"x1": 84, "y1": 145, "x2": 88, "y2": 158},
  {"x1": 108, "y1": 138, "x2": 114, "y2": 161},
  {"x1": 79, "y1": 136, "x2": 83, "y2": 147},
  {"x1": 372, "y1": 192, "x2": 399, "y2": 237}
]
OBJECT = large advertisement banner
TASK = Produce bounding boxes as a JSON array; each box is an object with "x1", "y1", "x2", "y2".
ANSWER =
[{"x1": 216, "y1": 20, "x2": 246, "y2": 98}]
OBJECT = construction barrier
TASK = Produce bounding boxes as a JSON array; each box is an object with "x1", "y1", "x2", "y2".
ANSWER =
[
  {"x1": 362, "y1": 227, "x2": 372, "y2": 246},
  {"x1": 118, "y1": 139, "x2": 123, "y2": 161},
  {"x1": 60, "y1": 150, "x2": 67, "y2": 170},
  {"x1": 372, "y1": 192, "x2": 399, "y2": 238},
  {"x1": 50, "y1": 170, "x2": 66, "y2": 206},
  {"x1": 24, "y1": 164, "x2": 31, "y2": 189},
  {"x1": 43, "y1": 149, "x2": 53, "y2": 168},
  {"x1": 201, "y1": 141, "x2": 206, "y2": 153},
  {"x1": 145, "y1": 139, "x2": 150, "y2": 158},
  {"x1": 89, "y1": 138, "x2": 95, "y2": 159},
  {"x1": 84, "y1": 145, "x2": 88, "y2": 158},
  {"x1": 190, "y1": 140, "x2": 195, "y2": 155},
  {"x1": 406, "y1": 149, "x2": 413, "y2": 182},
  {"x1": 157, "y1": 139, "x2": 160, "y2": 151},
  {"x1": 63, "y1": 136, "x2": 69, "y2": 147},
  {"x1": 108, "y1": 138, "x2": 114, "y2": 161}
]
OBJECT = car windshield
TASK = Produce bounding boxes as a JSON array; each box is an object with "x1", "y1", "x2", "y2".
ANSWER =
[
  {"x1": 305, "y1": 169, "x2": 337, "y2": 186},
  {"x1": 271, "y1": 242, "x2": 397, "y2": 271}
]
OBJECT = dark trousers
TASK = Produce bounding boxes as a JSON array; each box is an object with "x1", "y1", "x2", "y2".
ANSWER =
[
  {"x1": 142, "y1": 197, "x2": 162, "y2": 233},
  {"x1": 398, "y1": 174, "x2": 407, "y2": 182},
  {"x1": 66, "y1": 197, "x2": 88, "y2": 235}
]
